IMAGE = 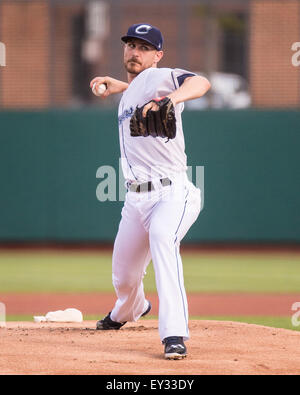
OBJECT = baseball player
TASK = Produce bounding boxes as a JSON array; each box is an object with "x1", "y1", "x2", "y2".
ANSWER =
[{"x1": 90, "y1": 23, "x2": 210, "y2": 359}]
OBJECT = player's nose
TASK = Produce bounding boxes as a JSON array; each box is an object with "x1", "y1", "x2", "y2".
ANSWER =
[
  {"x1": 130, "y1": 51, "x2": 139, "y2": 60},
  {"x1": 130, "y1": 46, "x2": 141, "y2": 57}
]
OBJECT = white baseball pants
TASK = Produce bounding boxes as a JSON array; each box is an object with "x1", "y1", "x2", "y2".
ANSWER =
[{"x1": 110, "y1": 173, "x2": 201, "y2": 341}]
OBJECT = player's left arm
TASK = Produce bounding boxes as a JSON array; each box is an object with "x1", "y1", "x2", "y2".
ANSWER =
[
  {"x1": 142, "y1": 75, "x2": 210, "y2": 116},
  {"x1": 167, "y1": 75, "x2": 211, "y2": 105}
]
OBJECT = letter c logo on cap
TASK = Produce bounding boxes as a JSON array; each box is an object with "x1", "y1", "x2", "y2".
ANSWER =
[{"x1": 135, "y1": 24, "x2": 152, "y2": 34}]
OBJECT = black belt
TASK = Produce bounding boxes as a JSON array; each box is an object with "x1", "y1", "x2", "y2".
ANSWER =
[{"x1": 129, "y1": 177, "x2": 172, "y2": 193}]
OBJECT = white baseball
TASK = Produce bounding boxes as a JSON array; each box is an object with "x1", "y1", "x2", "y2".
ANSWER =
[{"x1": 92, "y1": 82, "x2": 107, "y2": 96}]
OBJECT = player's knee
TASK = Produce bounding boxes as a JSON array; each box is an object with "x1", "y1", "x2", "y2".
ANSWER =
[{"x1": 112, "y1": 273, "x2": 141, "y2": 293}]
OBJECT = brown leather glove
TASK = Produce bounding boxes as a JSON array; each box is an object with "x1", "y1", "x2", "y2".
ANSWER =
[{"x1": 130, "y1": 97, "x2": 176, "y2": 141}]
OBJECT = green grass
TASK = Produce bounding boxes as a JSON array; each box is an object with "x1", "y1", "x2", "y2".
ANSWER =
[
  {"x1": 0, "y1": 252, "x2": 114, "y2": 293},
  {"x1": 0, "y1": 251, "x2": 300, "y2": 293}
]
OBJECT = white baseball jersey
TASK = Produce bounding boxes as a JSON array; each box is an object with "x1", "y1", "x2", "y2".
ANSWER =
[{"x1": 118, "y1": 67, "x2": 196, "y2": 182}]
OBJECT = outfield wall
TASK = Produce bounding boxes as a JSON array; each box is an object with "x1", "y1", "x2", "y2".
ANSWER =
[{"x1": 0, "y1": 109, "x2": 299, "y2": 243}]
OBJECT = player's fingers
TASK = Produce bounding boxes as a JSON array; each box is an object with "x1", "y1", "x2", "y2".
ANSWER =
[
  {"x1": 90, "y1": 78, "x2": 98, "y2": 88},
  {"x1": 92, "y1": 82, "x2": 100, "y2": 94},
  {"x1": 90, "y1": 77, "x2": 103, "y2": 87},
  {"x1": 142, "y1": 103, "x2": 157, "y2": 118},
  {"x1": 147, "y1": 102, "x2": 159, "y2": 113},
  {"x1": 90, "y1": 77, "x2": 106, "y2": 88},
  {"x1": 102, "y1": 89, "x2": 110, "y2": 98},
  {"x1": 142, "y1": 104, "x2": 150, "y2": 118}
]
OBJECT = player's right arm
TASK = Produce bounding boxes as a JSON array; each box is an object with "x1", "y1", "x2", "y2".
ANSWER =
[{"x1": 90, "y1": 76, "x2": 129, "y2": 98}]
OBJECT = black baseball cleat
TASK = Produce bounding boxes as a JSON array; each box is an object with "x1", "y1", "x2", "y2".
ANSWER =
[
  {"x1": 96, "y1": 312, "x2": 126, "y2": 330},
  {"x1": 141, "y1": 300, "x2": 152, "y2": 317},
  {"x1": 96, "y1": 300, "x2": 151, "y2": 330},
  {"x1": 163, "y1": 336, "x2": 187, "y2": 360}
]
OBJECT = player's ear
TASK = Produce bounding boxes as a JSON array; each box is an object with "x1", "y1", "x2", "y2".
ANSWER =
[{"x1": 154, "y1": 50, "x2": 164, "y2": 64}]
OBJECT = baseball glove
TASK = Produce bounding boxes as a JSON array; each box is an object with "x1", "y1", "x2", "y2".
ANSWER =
[{"x1": 130, "y1": 97, "x2": 176, "y2": 141}]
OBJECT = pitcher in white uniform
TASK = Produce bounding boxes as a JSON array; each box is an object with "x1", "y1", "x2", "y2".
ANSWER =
[{"x1": 90, "y1": 23, "x2": 211, "y2": 359}]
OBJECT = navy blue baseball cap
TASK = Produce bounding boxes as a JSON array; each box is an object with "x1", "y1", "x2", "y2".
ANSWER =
[{"x1": 121, "y1": 23, "x2": 163, "y2": 50}]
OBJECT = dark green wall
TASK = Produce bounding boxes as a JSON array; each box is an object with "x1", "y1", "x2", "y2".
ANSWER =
[{"x1": 0, "y1": 109, "x2": 299, "y2": 243}]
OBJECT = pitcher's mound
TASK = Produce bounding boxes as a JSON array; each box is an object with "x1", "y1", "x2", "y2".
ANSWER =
[{"x1": 1, "y1": 320, "x2": 300, "y2": 375}]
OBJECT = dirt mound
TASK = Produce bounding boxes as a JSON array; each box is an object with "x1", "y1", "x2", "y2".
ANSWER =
[{"x1": 1, "y1": 320, "x2": 300, "y2": 375}]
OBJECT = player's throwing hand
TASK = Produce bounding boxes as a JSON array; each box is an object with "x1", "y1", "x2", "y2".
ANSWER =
[{"x1": 90, "y1": 76, "x2": 129, "y2": 98}]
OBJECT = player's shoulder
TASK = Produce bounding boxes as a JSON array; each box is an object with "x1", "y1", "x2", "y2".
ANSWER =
[
  {"x1": 148, "y1": 67, "x2": 197, "y2": 79},
  {"x1": 137, "y1": 68, "x2": 173, "y2": 87},
  {"x1": 145, "y1": 67, "x2": 197, "y2": 82},
  {"x1": 142, "y1": 67, "x2": 172, "y2": 78},
  {"x1": 146, "y1": 67, "x2": 190, "y2": 75},
  {"x1": 135, "y1": 67, "x2": 198, "y2": 94}
]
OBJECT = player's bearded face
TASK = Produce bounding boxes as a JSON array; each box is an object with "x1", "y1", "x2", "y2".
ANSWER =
[
  {"x1": 125, "y1": 56, "x2": 145, "y2": 75},
  {"x1": 124, "y1": 40, "x2": 162, "y2": 75}
]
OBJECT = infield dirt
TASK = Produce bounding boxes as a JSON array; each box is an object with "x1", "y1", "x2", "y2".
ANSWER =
[
  {"x1": 1, "y1": 292, "x2": 299, "y2": 316},
  {"x1": 1, "y1": 320, "x2": 300, "y2": 375}
]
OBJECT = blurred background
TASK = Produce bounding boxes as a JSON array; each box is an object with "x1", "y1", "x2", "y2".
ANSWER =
[
  {"x1": 0, "y1": 0, "x2": 300, "y2": 327},
  {"x1": 0, "y1": 0, "x2": 299, "y2": 245},
  {"x1": 1, "y1": 0, "x2": 300, "y2": 110}
]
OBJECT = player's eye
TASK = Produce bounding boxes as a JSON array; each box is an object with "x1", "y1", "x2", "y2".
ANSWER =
[{"x1": 141, "y1": 45, "x2": 150, "y2": 51}]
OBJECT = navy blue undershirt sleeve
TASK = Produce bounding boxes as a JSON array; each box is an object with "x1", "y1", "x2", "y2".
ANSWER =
[{"x1": 177, "y1": 73, "x2": 196, "y2": 87}]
